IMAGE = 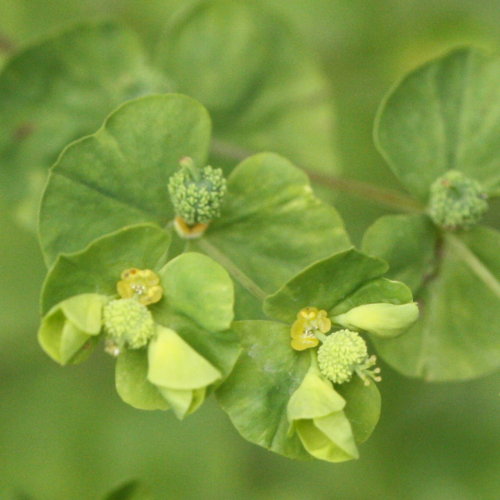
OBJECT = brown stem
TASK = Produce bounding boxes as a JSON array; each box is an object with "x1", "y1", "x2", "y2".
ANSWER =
[{"x1": 211, "y1": 138, "x2": 423, "y2": 213}]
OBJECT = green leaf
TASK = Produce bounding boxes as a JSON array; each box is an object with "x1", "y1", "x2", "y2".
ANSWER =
[
  {"x1": 287, "y1": 362, "x2": 359, "y2": 462},
  {"x1": 364, "y1": 220, "x2": 500, "y2": 380},
  {"x1": 147, "y1": 326, "x2": 221, "y2": 390},
  {"x1": 329, "y1": 277, "x2": 413, "y2": 316},
  {"x1": 216, "y1": 321, "x2": 311, "y2": 460},
  {"x1": 151, "y1": 310, "x2": 239, "y2": 386},
  {"x1": 39, "y1": 94, "x2": 210, "y2": 264},
  {"x1": 0, "y1": 21, "x2": 167, "y2": 229},
  {"x1": 157, "y1": 0, "x2": 340, "y2": 174},
  {"x1": 264, "y1": 249, "x2": 388, "y2": 323},
  {"x1": 115, "y1": 348, "x2": 169, "y2": 411},
  {"x1": 41, "y1": 224, "x2": 170, "y2": 315},
  {"x1": 336, "y1": 376, "x2": 381, "y2": 444},
  {"x1": 60, "y1": 293, "x2": 107, "y2": 335},
  {"x1": 375, "y1": 48, "x2": 500, "y2": 200},
  {"x1": 196, "y1": 153, "x2": 351, "y2": 306},
  {"x1": 333, "y1": 302, "x2": 419, "y2": 338},
  {"x1": 362, "y1": 214, "x2": 438, "y2": 293},
  {"x1": 158, "y1": 252, "x2": 234, "y2": 332},
  {"x1": 38, "y1": 293, "x2": 108, "y2": 365}
]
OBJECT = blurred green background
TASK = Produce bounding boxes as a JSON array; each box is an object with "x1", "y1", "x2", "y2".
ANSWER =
[{"x1": 1, "y1": 1, "x2": 499, "y2": 499}]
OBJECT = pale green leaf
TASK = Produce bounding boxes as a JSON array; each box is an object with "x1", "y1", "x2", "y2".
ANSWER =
[
  {"x1": 147, "y1": 326, "x2": 221, "y2": 390},
  {"x1": 158, "y1": 252, "x2": 234, "y2": 332}
]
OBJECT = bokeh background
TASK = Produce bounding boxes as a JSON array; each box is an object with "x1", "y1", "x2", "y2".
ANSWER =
[{"x1": 1, "y1": 1, "x2": 499, "y2": 498}]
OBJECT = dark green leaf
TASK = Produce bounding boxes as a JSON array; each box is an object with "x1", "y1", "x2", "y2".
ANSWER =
[
  {"x1": 39, "y1": 94, "x2": 210, "y2": 264},
  {"x1": 375, "y1": 48, "x2": 500, "y2": 200},
  {"x1": 0, "y1": 22, "x2": 167, "y2": 228},
  {"x1": 365, "y1": 221, "x2": 500, "y2": 380},
  {"x1": 264, "y1": 249, "x2": 388, "y2": 323},
  {"x1": 362, "y1": 214, "x2": 438, "y2": 293},
  {"x1": 216, "y1": 321, "x2": 311, "y2": 460},
  {"x1": 157, "y1": 0, "x2": 340, "y2": 174},
  {"x1": 41, "y1": 224, "x2": 170, "y2": 315}
]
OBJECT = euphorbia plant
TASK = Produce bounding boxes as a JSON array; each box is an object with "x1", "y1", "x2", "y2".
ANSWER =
[
  {"x1": 0, "y1": 0, "x2": 497, "y2": 469},
  {"x1": 34, "y1": 90, "x2": 420, "y2": 463}
]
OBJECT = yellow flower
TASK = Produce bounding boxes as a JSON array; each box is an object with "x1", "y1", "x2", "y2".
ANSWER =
[
  {"x1": 116, "y1": 268, "x2": 163, "y2": 305},
  {"x1": 290, "y1": 307, "x2": 331, "y2": 351}
]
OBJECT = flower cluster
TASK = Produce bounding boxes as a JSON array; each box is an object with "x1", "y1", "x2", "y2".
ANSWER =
[
  {"x1": 38, "y1": 227, "x2": 236, "y2": 420},
  {"x1": 290, "y1": 307, "x2": 384, "y2": 385}
]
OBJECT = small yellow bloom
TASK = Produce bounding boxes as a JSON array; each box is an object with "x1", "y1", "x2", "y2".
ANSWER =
[
  {"x1": 290, "y1": 307, "x2": 331, "y2": 351},
  {"x1": 117, "y1": 268, "x2": 163, "y2": 305}
]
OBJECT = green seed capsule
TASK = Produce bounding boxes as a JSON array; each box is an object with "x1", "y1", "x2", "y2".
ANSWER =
[
  {"x1": 168, "y1": 157, "x2": 227, "y2": 226},
  {"x1": 428, "y1": 170, "x2": 488, "y2": 231}
]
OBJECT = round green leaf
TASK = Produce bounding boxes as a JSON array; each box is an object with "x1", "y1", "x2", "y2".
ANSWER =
[
  {"x1": 195, "y1": 153, "x2": 351, "y2": 309},
  {"x1": 264, "y1": 249, "x2": 388, "y2": 323},
  {"x1": 157, "y1": 0, "x2": 340, "y2": 174},
  {"x1": 158, "y1": 252, "x2": 234, "y2": 332},
  {"x1": 368, "y1": 224, "x2": 500, "y2": 380},
  {"x1": 375, "y1": 48, "x2": 500, "y2": 200},
  {"x1": 287, "y1": 366, "x2": 346, "y2": 419},
  {"x1": 216, "y1": 321, "x2": 311, "y2": 460},
  {"x1": 362, "y1": 214, "x2": 438, "y2": 293},
  {"x1": 115, "y1": 348, "x2": 169, "y2": 411},
  {"x1": 41, "y1": 224, "x2": 171, "y2": 315},
  {"x1": 39, "y1": 93, "x2": 210, "y2": 264},
  {"x1": 0, "y1": 21, "x2": 167, "y2": 228}
]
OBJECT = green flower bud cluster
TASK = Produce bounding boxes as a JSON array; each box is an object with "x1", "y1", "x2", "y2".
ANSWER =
[
  {"x1": 103, "y1": 298, "x2": 155, "y2": 354},
  {"x1": 428, "y1": 170, "x2": 488, "y2": 230},
  {"x1": 168, "y1": 157, "x2": 227, "y2": 225},
  {"x1": 317, "y1": 329, "x2": 381, "y2": 385}
]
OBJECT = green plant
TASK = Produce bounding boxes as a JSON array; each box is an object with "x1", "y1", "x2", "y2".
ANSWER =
[{"x1": 0, "y1": 0, "x2": 498, "y2": 469}]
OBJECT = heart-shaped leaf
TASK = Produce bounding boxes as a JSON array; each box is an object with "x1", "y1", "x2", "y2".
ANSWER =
[{"x1": 375, "y1": 48, "x2": 500, "y2": 201}]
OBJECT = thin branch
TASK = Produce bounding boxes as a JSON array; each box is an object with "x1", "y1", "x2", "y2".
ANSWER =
[
  {"x1": 210, "y1": 138, "x2": 423, "y2": 213},
  {"x1": 445, "y1": 233, "x2": 500, "y2": 299}
]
